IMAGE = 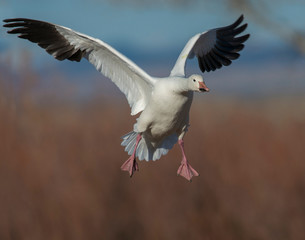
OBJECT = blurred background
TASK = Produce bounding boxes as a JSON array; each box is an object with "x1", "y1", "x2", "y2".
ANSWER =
[{"x1": 1, "y1": 0, "x2": 305, "y2": 239}]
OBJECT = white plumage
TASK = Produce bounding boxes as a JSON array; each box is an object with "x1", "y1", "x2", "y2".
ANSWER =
[{"x1": 3, "y1": 15, "x2": 249, "y2": 180}]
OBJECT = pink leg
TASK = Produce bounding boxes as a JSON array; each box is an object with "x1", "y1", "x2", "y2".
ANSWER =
[
  {"x1": 177, "y1": 139, "x2": 199, "y2": 181},
  {"x1": 121, "y1": 134, "x2": 142, "y2": 177}
]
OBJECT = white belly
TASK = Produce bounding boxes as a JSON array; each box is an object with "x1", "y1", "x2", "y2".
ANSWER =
[{"x1": 136, "y1": 90, "x2": 193, "y2": 143}]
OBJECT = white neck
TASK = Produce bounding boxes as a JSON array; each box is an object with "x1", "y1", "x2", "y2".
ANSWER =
[{"x1": 170, "y1": 77, "x2": 190, "y2": 94}]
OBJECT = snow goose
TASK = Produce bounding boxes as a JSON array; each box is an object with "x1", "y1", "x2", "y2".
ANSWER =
[{"x1": 3, "y1": 15, "x2": 249, "y2": 181}]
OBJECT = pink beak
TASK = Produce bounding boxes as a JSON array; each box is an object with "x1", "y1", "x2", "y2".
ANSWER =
[{"x1": 199, "y1": 81, "x2": 209, "y2": 92}]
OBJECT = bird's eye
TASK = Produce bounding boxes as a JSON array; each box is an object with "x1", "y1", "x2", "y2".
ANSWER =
[{"x1": 193, "y1": 79, "x2": 196, "y2": 82}]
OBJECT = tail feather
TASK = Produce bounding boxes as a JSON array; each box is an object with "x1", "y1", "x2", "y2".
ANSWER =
[
  {"x1": 128, "y1": 141, "x2": 136, "y2": 155},
  {"x1": 121, "y1": 131, "x2": 178, "y2": 161},
  {"x1": 127, "y1": 138, "x2": 136, "y2": 155},
  {"x1": 136, "y1": 139, "x2": 144, "y2": 160},
  {"x1": 122, "y1": 131, "x2": 136, "y2": 155}
]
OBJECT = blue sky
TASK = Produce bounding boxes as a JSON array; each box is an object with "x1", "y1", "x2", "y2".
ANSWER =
[
  {"x1": 2, "y1": 0, "x2": 304, "y2": 62},
  {"x1": 0, "y1": 0, "x2": 283, "y2": 69},
  {"x1": 2, "y1": 0, "x2": 304, "y2": 46},
  {"x1": 0, "y1": 0, "x2": 272, "y2": 51},
  {"x1": 1, "y1": 0, "x2": 305, "y2": 97}
]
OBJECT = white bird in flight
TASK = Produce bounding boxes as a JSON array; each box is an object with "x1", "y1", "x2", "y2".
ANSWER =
[{"x1": 3, "y1": 15, "x2": 249, "y2": 181}]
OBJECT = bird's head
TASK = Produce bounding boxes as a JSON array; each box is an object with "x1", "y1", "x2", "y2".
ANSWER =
[{"x1": 188, "y1": 74, "x2": 209, "y2": 93}]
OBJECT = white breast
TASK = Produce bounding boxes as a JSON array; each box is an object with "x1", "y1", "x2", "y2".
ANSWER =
[{"x1": 136, "y1": 79, "x2": 193, "y2": 142}]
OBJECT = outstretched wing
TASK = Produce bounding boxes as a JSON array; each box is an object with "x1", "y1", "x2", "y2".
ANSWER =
[
  {"x1": 3, "y1": 18, "x2": 156, "y2": 115},
  {"x1": 170, "y1": 15, "x2": 250, "y2": 77}
]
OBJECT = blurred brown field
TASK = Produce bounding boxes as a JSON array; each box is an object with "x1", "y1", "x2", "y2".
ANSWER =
[{"x1": 1, "y1": 63, "x2": 305, "y2": 240}]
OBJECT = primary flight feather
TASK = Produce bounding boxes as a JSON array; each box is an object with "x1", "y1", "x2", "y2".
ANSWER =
[{"x1": 3, "y1": 15, "x2": 249, "y2": 181}]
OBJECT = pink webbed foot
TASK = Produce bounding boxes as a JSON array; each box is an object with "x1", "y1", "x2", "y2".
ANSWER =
[
  {"x1": 177, "y1": 139, "x2": 199, "y2": 181},
  {"x1": 121, "y1": 156, "x2": 139, "y2": 177},
  {"x1": 177, "y1": 159, "x2": 199, "y2": 181},
  {"x1": 121, "y1": 134, "x2": 142, "y2": 177}
]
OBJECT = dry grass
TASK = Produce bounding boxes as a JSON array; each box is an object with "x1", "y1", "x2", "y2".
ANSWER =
[{"x1": 1, "y1": 64, "x2": 305, "y2": 240}]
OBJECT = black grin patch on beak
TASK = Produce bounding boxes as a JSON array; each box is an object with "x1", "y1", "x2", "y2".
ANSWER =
[{"x1": 199, "y1": 88, "x2": 208, "y2": 92}]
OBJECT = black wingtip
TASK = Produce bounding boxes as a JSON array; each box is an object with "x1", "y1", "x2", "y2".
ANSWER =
[
  {"x1": 3, "y1": 18, "x2": 21, "y2": 28},
  {"x1": 232, "y1": 14, "x2": 244, "y2": 27},
  {"x1": 238, "y1": 14, "x2": 244, "y2": 22},
  {"x1": 220, "y1": 14, "x2": 245, "y2": 31},
  {"x1": 3, "y1": 19, "x2": 10, "y2": 27},
  {"x1": 241, "y1": 33, "x2": 251, "y2": 42},
  {"x1": 3, "y1": 18, "x2": 28, "y2": 22},
  {"x1": 3, "y1": 18, "x2": 36, "y2": 27},
  {"x1": 3, "y1": 18, "x2": 20, "y2": 23},
  {"x1": 235, "y1": 14, "x2": 244, "y2": 26}
]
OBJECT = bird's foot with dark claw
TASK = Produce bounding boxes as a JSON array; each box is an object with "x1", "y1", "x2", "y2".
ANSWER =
[
  {"x1": 121, "y1": 156, "x2": 139, "y2": 177},
  {"x1": 177, "y1": 160, "x2": 199, "y2": 181}
]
